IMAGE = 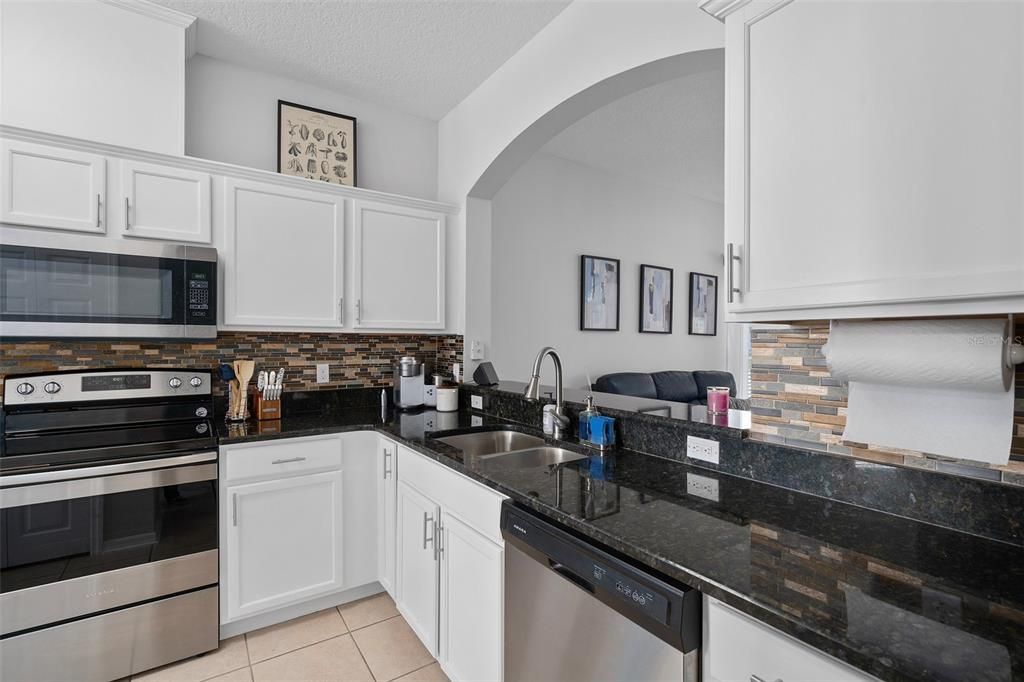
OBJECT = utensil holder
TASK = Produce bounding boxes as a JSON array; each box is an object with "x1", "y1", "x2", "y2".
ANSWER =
[
  {"x1": 251, "y1": 388, "x2": 282, "y2": 421},
  {"x1": 226, "y1": 383, "x2": 249, "y2": 422}
]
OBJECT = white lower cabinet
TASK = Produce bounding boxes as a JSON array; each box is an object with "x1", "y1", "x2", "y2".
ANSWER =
[
  {"x1": 704, "y1": 596, "x2": 875, "y2": 682},
  {"x1": 219, "y1": 433, "x2": 379, "y2": 624},
  {"x1": 440, "y1": 512, "x2": 504, "y2": 682},
  {"x1": 392, "y1": 442, "x2": 505, "y2": 681}
]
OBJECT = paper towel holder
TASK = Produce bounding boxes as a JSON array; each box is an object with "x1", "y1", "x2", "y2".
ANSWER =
[{"x1": 1006, "y1": 314, "x2": 1024, "y2": 369}]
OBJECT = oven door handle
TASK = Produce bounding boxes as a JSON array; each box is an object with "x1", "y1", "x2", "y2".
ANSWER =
[
  {"x1": 0, "y1": 451, "x2": 217, "y2": 488},
  {"x1": 0, "y1": 457, "x2": 218, "y2": 508}
]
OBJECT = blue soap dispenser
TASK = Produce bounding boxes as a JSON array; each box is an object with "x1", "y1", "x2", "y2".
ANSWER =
[{"x1": 578, "y1": 395, "x2": 599, "y2": 441}]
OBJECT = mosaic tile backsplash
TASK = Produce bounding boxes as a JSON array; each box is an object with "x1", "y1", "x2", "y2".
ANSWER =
[
  {"x1": 749, "y1": 321, "x2": 1024, "y2": 486},
  {"x1": 0, "y1": 332, "x2": 464, "y2": 401}
]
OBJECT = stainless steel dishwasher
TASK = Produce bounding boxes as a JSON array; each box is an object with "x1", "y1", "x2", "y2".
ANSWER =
[{"x1": 501, "y1": 502, "x2": 701, "y2": 682}]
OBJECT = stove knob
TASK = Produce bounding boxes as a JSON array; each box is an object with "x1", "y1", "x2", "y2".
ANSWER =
[
  {"x1": 168, "y1": 377, "x2": 183, "y2": 389},
  {"x1": 195, "y1": 406, "x2": 209, "y2": 418},
  {"x1": 195, "y1": 423, "x2": 209, "y2": 434},
  {"x1": 16, "y1": 382, "x2": 34, "y2": 395},
  {"x1": 43, "y1": 381, "x2": 61, "y2": 394},
  {"x1": 189, "y1": 376, "x2": 203, "y2": 388}
]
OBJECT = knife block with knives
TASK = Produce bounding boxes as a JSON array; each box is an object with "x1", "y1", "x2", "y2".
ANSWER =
[{"x1": 251, "y1": 368, "x2": 285, "y2": 421}]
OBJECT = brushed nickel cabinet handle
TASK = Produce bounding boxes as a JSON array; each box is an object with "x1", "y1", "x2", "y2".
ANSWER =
[
  {"x1": 356, "y1": 299, "x2": 362, "y2": 324},
  {"x1": 338, "y1": 297, "x2": 344, "y2": 324},
  {"x1": 96, "y1": 194, "x2": 101, "y2": 227},
  {"x1": 383, "y1": 447, "x2": 392, "y2": 479},
  {"x1": 232, "y1": 493, "x2": 238, "y2": 527},
  {"x1": 124, "y1": 197, "x2": 130, "y2": 230},
  {"x1": 423, "y1": 511, "x2": 434, "y2": 551},
  {"x1": 271, "y1": 457, "x2": 306, "y2": 465},
  {"x1": 727, "y1": 242, "x2": 741, "y2": 303}
]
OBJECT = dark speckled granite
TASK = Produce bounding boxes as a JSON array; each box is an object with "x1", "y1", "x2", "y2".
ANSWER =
[{"x1": 217, "y1": 391, "x2": 1024, "y2": 682}]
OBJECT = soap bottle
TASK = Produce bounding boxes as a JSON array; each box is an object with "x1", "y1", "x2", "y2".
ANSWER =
[{"x1": 578, "y1": 395, "x2": 599, "y2": 441}]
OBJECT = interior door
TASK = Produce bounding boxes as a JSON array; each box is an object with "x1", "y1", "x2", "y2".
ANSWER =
[
  {"x1": 222, "y1": 177, "x2": 345, "y2": 328},
  {"x1": 395, "y1": 480, "x2": 440, "y2": 655},
  {"x1": 1, "y1": 140, "x2": 106, "y2": 234},
  {"x1": 120, "y1": 160, "x2": 211, "y2": 243},
  {"x1": 225, "y1": 471, "x2": 344, "y2": 620},
  {"x1": 352, "y1": 199, "x2": 444, "y2": 329},
  {"x1": 440, "y1": 512, "x2": 503, "y2": 682}
]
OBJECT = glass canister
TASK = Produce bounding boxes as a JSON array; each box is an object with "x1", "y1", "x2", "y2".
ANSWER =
[{"x1": 707, "y1": 386, "x2": 731, "y2": 415}]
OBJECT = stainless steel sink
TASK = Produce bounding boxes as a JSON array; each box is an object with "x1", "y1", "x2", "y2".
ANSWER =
[
  {"x1": 479, "y1": 446, "x2": 587, "y2": 469},
  {"x1": 434, "y1": 430, "x2": 545, "y2": 457}
]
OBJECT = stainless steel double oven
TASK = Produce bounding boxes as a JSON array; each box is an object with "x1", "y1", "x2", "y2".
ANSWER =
[{"x1": 0, "y1": 369, "x2": 220, "y2": 681}]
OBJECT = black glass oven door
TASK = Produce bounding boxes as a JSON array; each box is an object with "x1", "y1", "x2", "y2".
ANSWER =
[
  {"x1": 0, "y1": 459, "x2": 216, "y2": 595},
  {"x1": 0, "y1": 245, "x2": 184, "y2": 325}
]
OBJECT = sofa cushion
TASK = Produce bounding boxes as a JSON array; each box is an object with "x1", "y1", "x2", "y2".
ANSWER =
[
  {"x1": 650, "y1": 371, "x2": 700, "y2": 403},
  {"x1": 693, "y1": 370, "x2": 737, "y2": 398},
  {"x1": 594, "y1": 373, "x2": 658, "y2": 399}
]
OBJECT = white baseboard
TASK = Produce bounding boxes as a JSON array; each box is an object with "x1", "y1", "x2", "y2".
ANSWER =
[{"x1": 219, "y1": 582, "x2": 385, "y2": 639}]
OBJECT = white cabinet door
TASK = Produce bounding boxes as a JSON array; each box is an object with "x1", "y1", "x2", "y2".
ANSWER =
[
  {"x1": 222, "y1": 178, "x2": 345, "y2": 328},
  {"x1": 704, "y1": 597, "x2": 873, "y2": 682},
  {"x1": 120, "y1": 160, "x2": 211, "y2": 243},
  {"x1": 353, "y1": 199, "x2": 445, "y2": 329},
  {"x1": 378, "y1": 439, "x2": 398, "y2": 597},
  {"x1": 225, "y1": 471, "x2": 344, "y2": 620},
  {"x1": 723, "y1": 0, "x2": 1024, "y2": 320},
  {"x1": 440, "y1": 512, "x2": 503, "y2": 682},
  {"x1": 395, "y1": 480, "x2": 440, "y2": 656},
  {"x1": 1, "y1": 140, "x2": 106, "y2": 233},
  {"x1": 338, "y1": 431, "x2": 380, "y2": 591}
]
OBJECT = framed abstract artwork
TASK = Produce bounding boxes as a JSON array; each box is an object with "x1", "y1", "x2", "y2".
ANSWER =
[
  {"x1": 580, "y1": 255, "x2": 620, "y2": 331},
  {"x1": 688, "y1": 272, "x2": 718, "y2": 336},
  {"x1": 639, "y1": 264, "x2": 673, "y2": 334},
  {"x1": 278, "y1": 100, "x2": 357, "y2": 186}
]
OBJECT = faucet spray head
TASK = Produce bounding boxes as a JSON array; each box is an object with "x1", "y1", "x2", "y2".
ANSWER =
[{"x1": 523, "y1": 375, "x2": 542, "y2": 401}]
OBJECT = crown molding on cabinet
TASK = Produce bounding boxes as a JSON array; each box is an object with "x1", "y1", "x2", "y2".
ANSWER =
[
  {"x1": 100, "y1": 0, "x2": 197, "y2": 29},
  {"x1": 697, "y1": 0, "x2": 753, "y2": 21},
  {"x1": 0, "y1": 125, "x2": 459, "y2": 216}
]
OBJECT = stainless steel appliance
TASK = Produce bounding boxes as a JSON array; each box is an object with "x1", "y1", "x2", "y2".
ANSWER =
[
  {"x1": 0, "y1": 369, "x2": 219, "y2": 681},
  {"x1": 0, "y1": 235, "x2": 216, "y2": 339},
  {"x1": 393, "y1": 355, "x2": 426, "y2": 409},
  {"x1": 501, "y1": 502, "x2": 701, "y2": 682}
]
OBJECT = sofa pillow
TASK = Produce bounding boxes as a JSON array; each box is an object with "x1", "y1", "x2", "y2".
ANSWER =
[
  {"x1": 593, "y1": 373, "x2": 658, "y2": 399},
  {"x1": 650, "y1": 371, "x2": 700, "y2": 403},
  {"x1": 693, "y1": 370, "x2": 737, "y2": 398}
]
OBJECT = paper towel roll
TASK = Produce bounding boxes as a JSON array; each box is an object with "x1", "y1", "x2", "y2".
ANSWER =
[{"x1": 823, "y1": 319, "x2": 1014, "y2": 465}]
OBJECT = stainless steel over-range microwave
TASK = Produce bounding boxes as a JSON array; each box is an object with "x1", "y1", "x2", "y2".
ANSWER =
[{"x1": 0, "y1": 235, "x2": 216, "y2": 339}]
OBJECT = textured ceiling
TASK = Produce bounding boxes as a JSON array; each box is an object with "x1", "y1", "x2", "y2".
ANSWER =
[
  {"x1": 540, "y1": 68, "x2": 725, "y2": 203},
  {"x1": 157, "y1": 0, "x2": 571, "y2": 120}
]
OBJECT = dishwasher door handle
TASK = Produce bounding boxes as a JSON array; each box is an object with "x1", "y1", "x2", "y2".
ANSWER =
[{"x1": 548, "y1": 560, "x2": 595, "y2": 594}]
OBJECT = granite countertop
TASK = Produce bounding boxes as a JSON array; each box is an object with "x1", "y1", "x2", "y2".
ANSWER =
[{"x1": 218, "y1": 407, "x2": 1024, "y2": 682}]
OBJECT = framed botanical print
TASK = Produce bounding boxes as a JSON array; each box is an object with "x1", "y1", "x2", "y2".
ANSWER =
[
  {"x1": 580, "y1": 255, "x2": 620, "y2": 331},
  {"x1": 278, "y1": 100, "x2": 357, "y2": 187},
  {"x1": 639, "y1": 264, "x2": 673, "y2": 334},
  {"x1": 688, "y1": 272, "x2": 718, "y2": 336}
]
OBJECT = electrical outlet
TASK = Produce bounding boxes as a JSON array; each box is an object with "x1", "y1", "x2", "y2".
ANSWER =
[
  {"x1": 471, "y1": 415, "x2": 484, "y2": 427},
  {"x1": 316, "y1": 363, "x2": 330, "y2": 384},
  {"x1": 470, "y1": 340, "x2": 484, "y2": 360},
  {"x1": 471, "y1": 395, "x2": 484, "y2": 410},
  {"x1": 687, "y1": 472, "x2": 720, "y2": 502},
  {"x1": 686, "y1": 435, "x2": 720, "y2": 464}
]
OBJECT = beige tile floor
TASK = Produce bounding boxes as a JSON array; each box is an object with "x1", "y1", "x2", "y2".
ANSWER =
[{"x1": 133, "y1": 593, "x2": 448, "y2": 682}]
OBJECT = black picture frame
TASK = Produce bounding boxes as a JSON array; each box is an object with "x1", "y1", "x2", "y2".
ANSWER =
[
  {"x1": 579, "y1": 254, "x2": 620, "y2": 331},
  {"x1": 277, "y1": 100, "x2": 357, "y2": 187},
  {"x1": 688, "y1": 272, "x2": 718, "y2": 336},
  {"x1": 639, "y1": 264, "x2": 673, "y2": 334}
]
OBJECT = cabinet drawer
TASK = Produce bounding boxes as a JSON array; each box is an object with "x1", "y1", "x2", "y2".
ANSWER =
[
  {"x1": 223, "y1": 435, "x2": 342, "y2": 483},
  {"x1": 396, "y1": 443, "x2": 504, "y2": 543},
  {"x1": 706, "y1": 597, "x2": 874, "y2": 682}
]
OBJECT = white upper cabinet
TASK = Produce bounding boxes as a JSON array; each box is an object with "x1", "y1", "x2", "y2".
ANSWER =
[
  {"x1": 719, "y1": 0, "x2": 1024, "y2": 320},
  {"x1": 1, "y1": 139, "x2": 106, "y2": 234},
  {"x1": 119, "y1": 160, "x2": 211, "y2": 243},
  {"x1": 353, "y1": 199, "x2": 445, "y2": 329},
  {"x1": 223, "y1": 177, "x2": 346, "y2": 328}
]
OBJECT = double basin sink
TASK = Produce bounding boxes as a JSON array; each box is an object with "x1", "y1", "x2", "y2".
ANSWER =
[{"x1": 433, "y1": 430, "x2": 587, "y2": 469}]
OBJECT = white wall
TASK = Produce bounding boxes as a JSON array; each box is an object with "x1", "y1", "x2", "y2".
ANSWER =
[
  {"x1": 186, "y1": 55, "x2": 438, "y2": 200},
  {"x1": 0, "y1": 0, "x2": 189, "y2": 154},
  {"x1": 437, "y1": 1, "x2": 723, "y2": 363},
  {"x1": 491, "y1": 153, "x2": 725, "y2": 389}
]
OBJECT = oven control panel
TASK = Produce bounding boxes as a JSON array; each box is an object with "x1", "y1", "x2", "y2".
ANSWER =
[{"x1": 5, "y1": 370, "x2": 212, "y2": 405}]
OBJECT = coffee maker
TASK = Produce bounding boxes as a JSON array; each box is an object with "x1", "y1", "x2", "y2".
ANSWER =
[{"x1": 393, "y1": 356, "x2": 426, "y2": 409}]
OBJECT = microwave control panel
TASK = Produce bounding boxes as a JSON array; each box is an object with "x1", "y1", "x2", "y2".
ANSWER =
[{"x1": 185, "y1": 261, "x2": 216, "y2": 325}]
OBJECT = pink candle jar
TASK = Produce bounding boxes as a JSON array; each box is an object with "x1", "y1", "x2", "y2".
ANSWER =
[{"x1": 707, "y1": 387, "x2": 731, "y2": 415}]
